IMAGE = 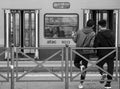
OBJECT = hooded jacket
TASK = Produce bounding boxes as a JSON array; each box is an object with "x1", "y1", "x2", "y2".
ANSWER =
[
  {"x1": 94, "y1": 29, "x2": 115, "y2": 57},
  {"x1": 74, "y1": 27, "x2": 95, "y2": 47}
]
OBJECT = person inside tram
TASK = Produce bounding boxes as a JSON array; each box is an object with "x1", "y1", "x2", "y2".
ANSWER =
[
  {"x1": 72, "y1": 19, "x2": 95, "y2": 89},
  {"x1": 52, "y1": 26, "x2": 65, "y2": 38},
  {"x1": 45, "y1": 27, "x2": 53, "y2": 37},
  {"x1": 94, "y1": 20, "x2": 115, "y2": 89},
  {"x1": 52, "y1": 26, "x2": 60, "y2": 38},
  {"x1": 58, "y1": 27, "x2": 65, "y2": 37}
]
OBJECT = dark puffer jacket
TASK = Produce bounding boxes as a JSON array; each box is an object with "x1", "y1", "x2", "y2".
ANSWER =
[{"x1": 94, "y1": 29, "x2": 115, "y2": 58}]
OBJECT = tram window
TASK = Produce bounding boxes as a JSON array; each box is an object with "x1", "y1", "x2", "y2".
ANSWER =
[
  {"x1": 44, "y1": 13, "x2": 79, "y2": 39},
  {"x1": 103, "y1": 13, "x2": 107, "y2": 20}
]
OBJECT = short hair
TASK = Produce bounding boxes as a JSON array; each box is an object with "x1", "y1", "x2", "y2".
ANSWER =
[
  {"x1": 98, "y1": 20, "x2": 106, "y2": 27},
  {"x1": 86, "y1": 19, "x2": 95, "y2": 27}
]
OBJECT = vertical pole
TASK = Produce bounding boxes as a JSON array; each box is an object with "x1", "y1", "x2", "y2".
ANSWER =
[
  {"x1": 65, "y1": 44, "x2": 69, "y2": 89},
  {"x1": 70, "y1": 47, "x2": 73, "y2": 81},
  {"x1": 5, "y1": 10, "x2": 10, "y2": 59},
  {"x1": 35, "y1": 10, "x2": 39, "y2": 59},
  {"x1": 86, "y1": 10, "x2": 90, "y2": 21},
  {"x1": 115, "y1": 10, "x2": 119, "y2": 81},
  {"x1": 10, "y1": 46, "x2": 14, "y2": 89}
]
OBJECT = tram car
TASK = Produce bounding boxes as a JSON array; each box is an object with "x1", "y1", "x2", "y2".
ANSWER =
[{"x1": 0, "y1": 0, "x2": 120, "y2": 61}]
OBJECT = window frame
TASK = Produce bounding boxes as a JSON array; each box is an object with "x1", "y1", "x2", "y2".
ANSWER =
[{"x1": 44, "y1": 13, "x2": 79, "y2": 39}]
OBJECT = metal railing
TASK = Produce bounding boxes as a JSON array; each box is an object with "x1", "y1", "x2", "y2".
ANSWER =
[
  {"x1": 15, "y1": 47, "x2": 64, "y2": 82},
  {"x1": 0, "y1": 47, "x2": 10, "y2": 82},
  {"x1": 70, "y1": 47, "x2": 118, "y2": 82},
  {"x1": 0, "y1": 45, "x2": 119, "y2": 89}
]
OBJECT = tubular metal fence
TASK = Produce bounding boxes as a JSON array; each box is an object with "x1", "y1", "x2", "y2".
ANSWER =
[{"x1": 0, "y1": 46, "x2": 119, "y2": 89}]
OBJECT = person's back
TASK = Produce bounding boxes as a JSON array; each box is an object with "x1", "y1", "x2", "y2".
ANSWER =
[
  {"x1": 94, "y1": 21, "x2": 115, "y2": 57},
  {"x1": 72, "y1": 19, "x2": 95, "y2": 89},
  {"x1": 81, "y1": 28, "x2": 95, "y2": 47},
  {"x1": 74, "y1": 21, "x2": 95, "y2": 49},
  {"x1": 94, "y1": 20, "x2": 115, "y2": 89}
]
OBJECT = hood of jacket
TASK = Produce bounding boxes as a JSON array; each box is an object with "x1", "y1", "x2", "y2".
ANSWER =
[{"x1": 82, "y1": 27, "x2": 94, "y2": 34}]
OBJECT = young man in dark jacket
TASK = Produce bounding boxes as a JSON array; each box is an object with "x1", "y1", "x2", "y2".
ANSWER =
[{"x1": 94, "y1": 20, "x2": 115, "y2": 89}]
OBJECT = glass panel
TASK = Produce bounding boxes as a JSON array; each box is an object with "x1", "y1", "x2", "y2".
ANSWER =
[
  {"x1": 31, "y1": 13, "x2": 35, "y2": 47},
  {"x1": 9, "y1": 13, "x2": 14, "y2": 46},
  {"x1": 113, "y1": 12, "x2": 116, "y2": 33},
  {"x1": 24, "y1": 13, "x2": 30, "y2": 47},
  {"x1": 15, "y1": 13, "x2": 20, "y2": 47},
  {"x1": 44, "y1": 14, "x2": 78, "y2": 38},
  {"x1": 83, "y1": 10, "x2": 93, "y2": 27},
  {"x1": 103, "y1": 13, "x2": 107, "y2": 20}
]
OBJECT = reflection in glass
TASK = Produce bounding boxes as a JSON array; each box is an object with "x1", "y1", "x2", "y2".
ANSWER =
[
  {"x1": 103, "y1": 13, "x2": 107, "y2": 20},
  {"x1": 24, "y1": 13, "x2": 30, "y2": 47},
  {"x1": 24, "y1": 12, "x2": 36, "y2": 47},
  {"x1": 44, "y1": 14, "x2": 78, "y2": 38},
  {"x1": 31, "y1": 13, "x2": 35, "y2": 47},
  {"x1": 15, "y1": 13, "x2": 20, "y2": 47}
]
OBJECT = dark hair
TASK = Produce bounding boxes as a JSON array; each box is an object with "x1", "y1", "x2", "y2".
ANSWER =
[
  {"x1": 86, "y1": 19, "x2": 95, "y2": 27},
  {"x1": 98, "y1": 20, "x2": 106, "y2": 27}
]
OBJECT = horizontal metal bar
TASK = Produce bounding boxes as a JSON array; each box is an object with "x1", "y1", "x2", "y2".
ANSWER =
[
  {"x1": 16, "y1": 80, "x2": 63, "y2": 82},
  {"x1": 16, "y1": 49, "x2": 63, "y2": 81},
  {"x1": 70, "y1": 48, "x2": 118, "y2": 81},
  {"x1": 17, "y1": 47, "x2": 64, "y2": 49},
  {"x1": 0, "y1": 73, "x2": 9, "y2": 80},
  {"x1": 0, "y1": 51, "x2": 5, "y2": 56},
  {"x1": 71, "y1": 47, "x2": 116, "y2": 49}
]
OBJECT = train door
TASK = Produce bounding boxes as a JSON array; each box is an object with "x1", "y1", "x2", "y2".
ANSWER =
[
  {"x1": 83, "y1": 9, "x2": 119, "y2": 47},
  {"x1": 83, "y1": 9, "x2": 119, "y2": 35},
  {"x1": 4, "y1": 9, "x2": 39, "y2": 59},
  {"x1": 82, "y1": 9, "x2": 119, "y2": 80}
]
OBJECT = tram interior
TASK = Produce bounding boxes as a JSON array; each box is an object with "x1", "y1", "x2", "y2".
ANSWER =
[{"x1": 83, "y1": 10, "x2": 116, "y2": 33}]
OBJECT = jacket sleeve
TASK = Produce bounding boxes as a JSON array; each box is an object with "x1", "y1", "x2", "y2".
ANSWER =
[
  {"x1": 72, "y1": 30, "x2": 79, "y2": 43},
  {"x1": 93, "y1": 33, "x2": 100, "y2": 47}
]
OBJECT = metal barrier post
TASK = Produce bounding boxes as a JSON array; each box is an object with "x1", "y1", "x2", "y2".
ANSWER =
[
  {"x1": 115, "y1": 47, "x2": 119, "y2": 81},
  {"x1": 10, "y1": 46, "x2": 14, "y2": 89},
  {"x1": 65, "y1": 44, "x2": 69, "y2": 89}
]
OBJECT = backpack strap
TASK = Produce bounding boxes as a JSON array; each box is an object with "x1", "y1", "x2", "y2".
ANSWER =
[
  {"x1": 82, "y1": 32, "x2": 95, "y2": 47},
  {"x1": 81, "y1": 35, "x2": 88, "y2": 47}
]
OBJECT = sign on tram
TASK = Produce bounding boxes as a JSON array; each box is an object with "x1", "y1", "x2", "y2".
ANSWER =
[{"x1": 53, "y1": 2, "x2": 70, "y2": 9}]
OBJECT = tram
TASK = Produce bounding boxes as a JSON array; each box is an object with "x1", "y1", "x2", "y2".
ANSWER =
[{"x1": 0, "y1": 0, "x2": 120, "y2": 60}]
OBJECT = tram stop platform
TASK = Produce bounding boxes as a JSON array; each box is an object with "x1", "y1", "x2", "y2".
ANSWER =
[
  {"x1": 0, "y1": 81, "x2": 119, "y2": 89},
  {"x1": 0, "y1": 73, "x2": 119, "y2": 89}
]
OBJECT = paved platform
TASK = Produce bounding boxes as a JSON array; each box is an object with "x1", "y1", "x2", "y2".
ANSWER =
[
  {"x1": 0, "y1": 80, "x2": 119, "y2": 89},
  {"x1": 0, "y1": 73, "x2": 119, "y2": 89}
]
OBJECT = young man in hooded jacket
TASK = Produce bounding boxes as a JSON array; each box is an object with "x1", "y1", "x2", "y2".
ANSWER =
[
  {"x1": 94, "y1": 20, "x2": 115, "y2": 89},
  {"x1": 72, "y1": 19, "x2": 95, "y2": 89}
]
